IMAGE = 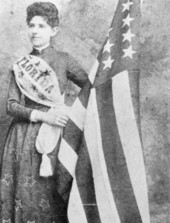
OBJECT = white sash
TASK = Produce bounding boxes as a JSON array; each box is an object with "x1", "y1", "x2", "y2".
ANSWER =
[{"x1": 13, "y1": 55, "x2": 64, "y2": 177}]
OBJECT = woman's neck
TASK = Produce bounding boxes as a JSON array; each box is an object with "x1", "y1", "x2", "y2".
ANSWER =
[{"x1": 33, "y1": 43, "x2": 50, "y2": 52}]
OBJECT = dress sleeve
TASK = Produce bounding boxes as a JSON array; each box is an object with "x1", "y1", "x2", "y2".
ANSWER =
[
  {"x1": 6, "y1": 73, "x2": 33, "y2": 120},
  {"x1": 66, "y1": 54, "x2": 88, "y2": 88}
]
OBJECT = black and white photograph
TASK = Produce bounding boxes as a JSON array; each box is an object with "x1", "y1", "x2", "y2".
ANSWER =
[{"x1": 0, "y1": 0, "x2": 169, "y2": 222}]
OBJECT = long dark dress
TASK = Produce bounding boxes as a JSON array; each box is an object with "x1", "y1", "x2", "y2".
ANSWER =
[{"x1": 0, "y1": 46, "x2": 88, "y2": 223}]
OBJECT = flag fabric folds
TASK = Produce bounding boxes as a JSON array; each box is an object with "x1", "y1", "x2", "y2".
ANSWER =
[{"x1": 56, "y1": 0, "x2": 150, "y2": 222}]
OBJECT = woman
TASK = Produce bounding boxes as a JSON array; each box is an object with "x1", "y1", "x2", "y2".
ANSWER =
[{"x1": 0, "y1": 2, "x2": 88, "y2": 223}]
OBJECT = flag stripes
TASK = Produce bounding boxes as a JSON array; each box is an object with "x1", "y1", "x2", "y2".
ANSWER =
[
  {"x1": 56, "y1": 79, "x2": 93, "y2": 207},
  {"x1": 68, "y1": 179, "x2": 88, "y2": 223},
  {"x1": 69, "y1": 99, "x2": 86, "y2": 131},
  {"x1": 75, "y1": 136, "x2": 101, "y2": 222},
  {"x1": 85, "y1": 90, "x2": 121, "y2": 223},
  {"x1": 62, "y1": 119, "x2": 82, "y2": 155},
  {"x1": 57, "y1": 73, "x2": 150, "y2": 222},
  {"x1": 88, "y1": 60, "x2": 99, "y2": 84},
  {"x1": 95, "y1": 77, "x2": 142, "y2": 223},
  {"x1": 112, "y1": 70, "x2": 150, "y2": 223},
  {"x1": 58, "y1": 140, "x2": 78, "y2": 176},
  {"x1": 55, "y1": 161, "x2": 73, "y2": 204},
  {"x1": 65, "y1": 71, "x2": 150, "y2": 223}
]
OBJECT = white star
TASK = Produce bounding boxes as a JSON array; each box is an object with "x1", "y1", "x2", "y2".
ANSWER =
[
  {"x1": 122, "y1": 14, "x2": 134, "y2": 27},
  {"x1": 24, "y1": 176, "x2": 36, "y2": 188},
  {"x1": 122, "y1": 0, "x2": 134, "y2": 12},
  {"x1": 103, "y1": 39, "x2": 114, "y2": 53},
  {"x1": 122, "y1": 29, "x2": 135, "y2": 42},
  {"x1": 39, "y1": 199, "x2": 50, "y2": 211},
  {"x1": 15, "y1": 199, "x2": 23, "y2": 211},
  {"x1": 2, "y1": 174, "x2": 13, "y2": 186},
  {"x1": 123, "y1": 45, "x2": 136, "y2": 59},
  {"x1": 102, "y1": 56, "x2": 114, "y2": 70}
]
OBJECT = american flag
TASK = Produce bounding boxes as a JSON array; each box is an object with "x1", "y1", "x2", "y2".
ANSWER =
[{"x1": 56, "y1": 0, "x2": 150, "y2": 222}]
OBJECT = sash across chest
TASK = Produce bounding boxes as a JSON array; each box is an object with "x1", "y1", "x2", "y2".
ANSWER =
[{"x1": 17, "y1": 56, "x2": 54, "y2": 94}]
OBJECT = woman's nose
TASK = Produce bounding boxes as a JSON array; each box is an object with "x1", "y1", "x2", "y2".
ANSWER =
[{"x1": 32, "y1": 26, "x2": 38, "y2": 34}]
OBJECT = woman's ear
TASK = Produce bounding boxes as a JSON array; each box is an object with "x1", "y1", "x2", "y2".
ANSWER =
[{"x1": 51, "y1": 26, "x2": 58, "y2": 37}]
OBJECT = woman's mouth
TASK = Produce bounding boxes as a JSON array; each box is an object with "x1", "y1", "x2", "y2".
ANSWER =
[{"x1": 32, "y1": 36, "x2": 40, "y2": 39}]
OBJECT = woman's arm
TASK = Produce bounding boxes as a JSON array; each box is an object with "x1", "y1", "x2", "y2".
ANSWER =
[
  {"x1": 7, "y1": 73, "x2": 68, "y2": 126},
  {"x1": 6, "y1": 73, "x2": 33, "y2": 120},
  {"x1": 66, "y1": 54, "x2": 88, "y2": 88}
]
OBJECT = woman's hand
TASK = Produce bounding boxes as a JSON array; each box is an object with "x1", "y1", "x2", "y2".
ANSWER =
[
  {"x1": 43, "y1": 111, "x2": 68, "y2": 127},
  {"x1": 31, "y1": 106, "x2": 69, "y2": 127}
]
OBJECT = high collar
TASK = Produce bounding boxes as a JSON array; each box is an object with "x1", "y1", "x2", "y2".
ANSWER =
[{"x1": 30, "y1": 45, "x2": 51, "y2": 56}]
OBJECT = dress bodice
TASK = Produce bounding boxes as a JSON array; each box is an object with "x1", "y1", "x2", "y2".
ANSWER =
[{"x1": 7, "y1": 45, "x2": 88, "y2": 120}]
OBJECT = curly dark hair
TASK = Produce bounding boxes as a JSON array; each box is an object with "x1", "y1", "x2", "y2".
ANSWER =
[{"x1": 26, "y1": 2, "x2": 59, "y2": 27}]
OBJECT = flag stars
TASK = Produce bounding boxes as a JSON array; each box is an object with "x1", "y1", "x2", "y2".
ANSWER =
[
  {"x1": 103, "y1": 39, "x2": 114, "y2": 53},
  {"x1": 2, "y1": 174, "x2": 13, "y2": 186},
  {"x1": 123, "y1": 45, "x2": 136, "y2": 59},
  {"x1": 122, "y1": 0, "x2": 134, "y2": 12},
  {"x1": 122, "y1": 14, "x2": 134, "y2": 27},
  {"x1": 122, "y1": 29, "x2": 135, "y2": 42},
  {"x1": 102, "y1": 56, "x2": 114, "y2": 70}
]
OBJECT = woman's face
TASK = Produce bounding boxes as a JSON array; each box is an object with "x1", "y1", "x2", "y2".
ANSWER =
[{"x1": 28, "y1": 16, "x2": 57, "y2": 48}]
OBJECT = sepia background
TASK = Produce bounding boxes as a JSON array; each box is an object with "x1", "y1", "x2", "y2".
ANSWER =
[{"x1": 0, "y1": 0, "x2": 170, "y2": 222}]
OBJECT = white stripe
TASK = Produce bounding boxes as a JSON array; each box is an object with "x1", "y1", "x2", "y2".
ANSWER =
[
  {"x1": 112, "y1": 70, "x2": 150, "y2": 223},
  {"x1": 89, "y1": 60, "x2": 99, "y2": 84},
  {"x1": 84, "y1": 90, "x2": 121, "y2": 223},
  {"x1": 58, "y1": 140, "x2": 78, "y2": 176},
  {"x1": 68, "y1": 179, "x2": 88, "y2": 223},
  {"x1": 69, "y1": 98, "x2": 86, "y2": 131}
]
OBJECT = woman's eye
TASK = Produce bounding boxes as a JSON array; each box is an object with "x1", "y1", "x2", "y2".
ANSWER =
[
  {"x1": 39, "y1": 24, "x2": 45, "y2": 28},
  {"x1": 29, "y1": 23, "x2": 34, "y2": 28}
]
